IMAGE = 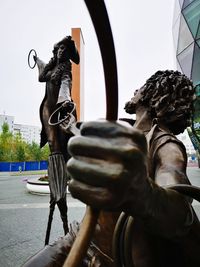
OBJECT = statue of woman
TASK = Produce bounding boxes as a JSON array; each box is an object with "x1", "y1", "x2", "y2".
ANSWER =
[{"x1": 34, "y1": 35, "x2": 79, "y2": 244}]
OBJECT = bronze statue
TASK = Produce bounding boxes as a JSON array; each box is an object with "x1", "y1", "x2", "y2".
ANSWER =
[
  {"x1": 66, "y1": 70, "x2": 200, "y2": 267},
  {"x1": 33, "y1": 35, "x2": 79, "y2": 244},
  {"x1": 23, "y1": 70, "x2": 200, "y2": 267}
]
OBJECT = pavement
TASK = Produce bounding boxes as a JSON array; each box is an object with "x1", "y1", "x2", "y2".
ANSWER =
[
  {"x1": 186, "y1": 167, "x2": 200, "y2": 216},
  {"x1": 0, "y1": 172, "x2": 86, "y2": 267},
  {"x1": 0, "y1": 167, "x2": 200, "y2": 267}
]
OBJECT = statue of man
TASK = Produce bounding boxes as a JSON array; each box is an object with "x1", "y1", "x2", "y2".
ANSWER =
[
  {"x1": 67, "y1": 70, "x2": 200, "y2": 266},
  {"x1": 23, "y1": 70, "x2": 200, "y2": 267}
]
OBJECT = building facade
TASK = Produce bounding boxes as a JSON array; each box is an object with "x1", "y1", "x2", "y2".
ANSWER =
[
  {"x1": 173, "y1": 0, "x2": 200, "y2": 160},
  {"x1": 0, "y1": 114, "x2": 40, "y2": 144},
  {"x1": 177, "y1": 132, "x2": 196, "y2": 155},
  {"x1": 14, "y1": 124, "x2": 40, "y2": 144}
]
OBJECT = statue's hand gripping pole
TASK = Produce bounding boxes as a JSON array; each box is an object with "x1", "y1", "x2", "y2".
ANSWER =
[{"x1": 63, "y1": 1, "x2": 118, "y2": 266}]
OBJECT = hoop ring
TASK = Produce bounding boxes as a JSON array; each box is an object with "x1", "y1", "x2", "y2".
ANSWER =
[
  {"x1": 28, "y1": 49, "x2": 37, "y2": 69},
  {"x1": 48, "y1": 102, "x2": 76, "y2": 126}
]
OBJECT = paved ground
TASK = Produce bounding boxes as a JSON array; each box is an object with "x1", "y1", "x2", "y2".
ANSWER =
[
  {"x1": 0, "y1": 172, "x2": 86, "y2": 267},
  {"x1": 186, "y1": 167, "x2": 200, "y2": 216},
  {"x1": 0, "y1": 167, "x2": 199, "y2": 267}
]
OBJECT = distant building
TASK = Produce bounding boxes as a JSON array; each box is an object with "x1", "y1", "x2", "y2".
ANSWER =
[
  {"x1": 0, "y1": 114, "x2": 40, "y2": 144},
  {"x1": 172, "y1": 0, "x2": 200, "y2": 86},
  {"x1": 173, "y1": 0, "x2": 200, "y2": 162},
  {"x1": 14, "y1": 124, "x2": 40, "y2": 144},
  {"x1": 177, "y1": 131, "x2": 196, "y2": 155}
]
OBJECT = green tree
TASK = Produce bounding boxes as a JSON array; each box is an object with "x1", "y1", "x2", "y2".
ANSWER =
[
  {"x1": 15, "y1": 145, "x2": 26, "y2": 161},
  {"x1": 0, "y1": 122, "x2": 13, "y2": 161},
  {"x1": 12, "y1": 132, "x2": 28, "y2": 161},
  {"x1": 0, "y1": 122, "x2": 49, "y2": 162},
  {"x1": 28, "y1": 142, "x2": 43, "y2": 161},
  {"x1": 40, "y1": 144, "x2": 49, "y2": 160}
]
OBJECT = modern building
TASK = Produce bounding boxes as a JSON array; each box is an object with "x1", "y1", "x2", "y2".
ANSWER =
[
  {"x1": 177, "y1": 132, "x2": 196, "y2": 155},
  {"x1": 14, "y1": 124, "x2": 40, "y2": 144},
  {"x1": 173, "y1": 0, "x2": 200, "y2": 160},
  {"x1": 0, "y1": 114, "x2": 40, "y2": 144}
]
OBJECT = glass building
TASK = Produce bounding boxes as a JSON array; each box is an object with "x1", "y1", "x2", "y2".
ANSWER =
[{"x1": 173, "y1": 0, "x2": 200, "y2": 162}]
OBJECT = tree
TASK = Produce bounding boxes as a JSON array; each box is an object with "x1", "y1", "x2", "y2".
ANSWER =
[
  {"x1": 0, "y1": 122, "x2": 13, "y2": 161},
  {"x1": 0, "y1": 122, "x2": 49, "y2": 162},
  {"x1": 40, "y1": 144, "x2": 50, "y2": 160},
  {"x1": 28, "y1": 142, "x2": 43, "y2": 161},
  {"x1": 15, "y1": 145, "x2": 26, "y2": 161}
]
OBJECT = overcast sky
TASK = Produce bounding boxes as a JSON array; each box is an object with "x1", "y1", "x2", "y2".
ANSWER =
[{"x1": 0, "y1": 0, "x2": 175, "y2": 127}]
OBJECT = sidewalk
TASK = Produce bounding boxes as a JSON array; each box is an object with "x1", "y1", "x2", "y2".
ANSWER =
[
  {"x1": 0, "y1": 170, "x2": 47, "y2": 176},
  {"x1": 187, "y1": 166, "x2": 200, "y2": 186},
  {"x1": 0, "y1": 172, "x2": 85, "y2": 267}
]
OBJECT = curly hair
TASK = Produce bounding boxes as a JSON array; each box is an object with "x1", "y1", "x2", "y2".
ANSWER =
[
  {"x1": 50, "y1": 61, "x2": 72, "y2": 85},
  {"x1": 39, "y1": 43, "x2": 72, "y2": 86},
  {"x1": 128, "y1": 70, "x2": 196, "y2": 134}
]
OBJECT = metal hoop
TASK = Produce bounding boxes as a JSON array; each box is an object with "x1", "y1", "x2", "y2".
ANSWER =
[
  {"x1": 48, "y1": 102, "x2": 76, "y2": 126},
  {"x1": 113, "y1": 184, "x2": 200, "y2": 267},
  {"x1": 28, "y1": 49, "x2": 37, "y2": 69}
]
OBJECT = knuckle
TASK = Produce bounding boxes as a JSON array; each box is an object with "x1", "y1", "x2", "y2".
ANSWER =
[
  {"x1": 66, "y1": 158, "x2": 76, "y2": 174},
  {"x1": 67, "y1": 136, "x2": 83, "y2": 154}
]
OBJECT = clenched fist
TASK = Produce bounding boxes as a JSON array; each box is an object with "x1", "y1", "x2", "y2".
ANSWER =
[{"x1": 67, "y1": 120, "x2": 149, "y2": 214}]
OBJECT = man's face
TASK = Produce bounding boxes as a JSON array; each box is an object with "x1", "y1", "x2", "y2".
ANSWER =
[
  {"x1": 132, "y1": 88, "x2": 144, "y2": 104},
  {"x1": 124, "y1": 87, "x2": 144, "y2": 114},
  {"x1": 57, "y1": 44, "x2": 67, "y2": 60}
]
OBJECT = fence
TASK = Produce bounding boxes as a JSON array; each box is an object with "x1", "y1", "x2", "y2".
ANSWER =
[{"x1": 0, "y1": 160, "x2": 48, "y2": 172}]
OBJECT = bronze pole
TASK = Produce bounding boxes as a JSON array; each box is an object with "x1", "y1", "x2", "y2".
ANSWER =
[{"x1": 63, "y1": 0, "x2": 118, "y2": 266}]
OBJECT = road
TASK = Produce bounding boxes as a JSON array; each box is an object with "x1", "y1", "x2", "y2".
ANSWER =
[{"x1": 0, "y1": 167, "x2": 199, "y2": 267}]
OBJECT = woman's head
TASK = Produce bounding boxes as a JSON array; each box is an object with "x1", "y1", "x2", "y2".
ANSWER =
[
  {"x1": 52, "y1": 36, "x2": 72, "y2": 62},
  {"x1": 125, "y1": 70, "x2": 196, "y2": 134},
  {"x1": 56, "y1": 43, "x2": 68, "y2": 61}
]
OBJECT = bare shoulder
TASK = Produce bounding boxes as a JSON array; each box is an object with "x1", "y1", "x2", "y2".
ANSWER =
[
  {"x1": 153, "y1": 140, "x2": 189, "y2": 186},
  {"x1": 157, "y1": 141, "x2": 186, "y2": 164}
]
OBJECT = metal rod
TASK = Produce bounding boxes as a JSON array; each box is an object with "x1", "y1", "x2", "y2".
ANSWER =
[{"x1": 63, "y1": 207, "x2": 99, "y2": 267}]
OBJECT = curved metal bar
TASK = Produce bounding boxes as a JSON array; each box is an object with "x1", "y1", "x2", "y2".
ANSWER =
[
  {"x1": 116, "y1": 184, "x2": 200, "y2": 267},
  {"x1": 63, "y1": 1, "x2": 118, "y2": 266},
  {"x1": 112, "y1": 212, "x2": 129, "y2": 267},
  {"x1": 48, "y1": 102, "x2": 76, "y2": 126},
  {"x1": 84, "y1": 0, "x2": 118, "y2": 121},
  {"x1": 167, "y1": 184, "x2": 200, "y2": 203},
  {"x1": 28, "y1": 49, "x2": 37, "y2": 69}
]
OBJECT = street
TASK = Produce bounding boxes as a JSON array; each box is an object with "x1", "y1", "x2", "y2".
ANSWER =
[{"x1": 0, "y1": 167, "x2": 199, "y2": 267}]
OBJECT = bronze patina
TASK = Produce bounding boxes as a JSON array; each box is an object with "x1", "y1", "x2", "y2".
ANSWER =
[
  {"x1": 23, "y1": 71, "x2": 200, "y2": 267},
  {"x1": 32, "y1": 35, "x2": 79, "y2": 245},
  {"x1": 23, "y1": 1, "x2": 200, "y2": 266}
]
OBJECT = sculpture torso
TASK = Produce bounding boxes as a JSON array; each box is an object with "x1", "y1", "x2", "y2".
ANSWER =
[{"x1": 93, "y1": 124, "x2": 198, "y2": 267}]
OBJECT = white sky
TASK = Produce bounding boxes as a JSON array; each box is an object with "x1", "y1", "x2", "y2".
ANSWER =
[{"x1": 0, "y1": 0, "x2": 175, "y2": 127}]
